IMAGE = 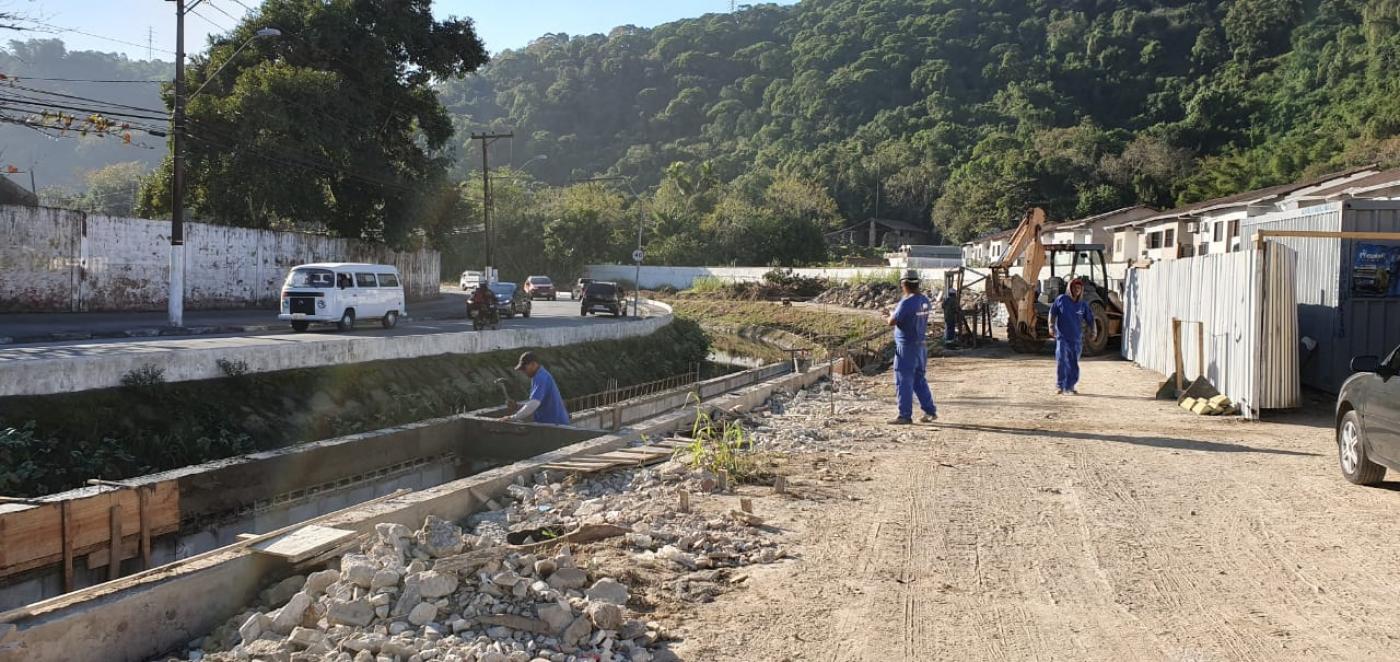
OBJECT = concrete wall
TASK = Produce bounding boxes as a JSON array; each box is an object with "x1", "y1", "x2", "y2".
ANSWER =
[
  {"x1": 585, "y1": 265, "x2": 953, "y2": 290},
  {"x1": 0, "y1": 302, "x2": 676, "y2": 398},
  {"x1": 0, "y1": 205, "x2": 440, "y2": 313}
]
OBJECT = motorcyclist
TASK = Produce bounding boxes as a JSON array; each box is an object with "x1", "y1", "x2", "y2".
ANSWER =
[{"x1": 470, "y1": 283, "x2": 494, "y2": 318}]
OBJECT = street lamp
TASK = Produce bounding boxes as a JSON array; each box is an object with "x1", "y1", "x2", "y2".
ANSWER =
[{"x1": 573, "y1": 175, "x2": 645, "y2": 317}]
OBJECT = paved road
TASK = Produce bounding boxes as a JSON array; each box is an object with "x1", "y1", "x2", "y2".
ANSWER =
[
  {"x1": 0, "y1": 294, "x2": 651, "y2": 360},
  {"x1": 0, "y1": 291, "x2": 500, "y2": 345}
]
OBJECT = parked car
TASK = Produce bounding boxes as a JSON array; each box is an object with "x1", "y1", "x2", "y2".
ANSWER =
[
  {"x1": 490, "y1": 282, "x2": 532, "y2": 318},
  {"x1": 1336, "y1": 343, "x2": 1400, "y2": 485},
  {"x1": 580, "y1": 281, "x2": 624, "y2": 317},
  {"x1": 524, "y1": 275, "x2": 557, "y2": 300},
  {"x1": 460, "y1": 270, "x2": 484, "y2": 290},
  {"x1": 280, "y1": 263, "x2": 404, "y2": 332},
  {"x1": 572, "y1": 278, "x2": 593, "y2": 300}
]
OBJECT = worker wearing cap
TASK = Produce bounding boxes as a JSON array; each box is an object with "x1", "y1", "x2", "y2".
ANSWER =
[
  {"x1": 507, "y1": 352, "x2": 570, "y2": 425},
  {"x1": 1048, "y1": 278, "x2": 1096, "y2": 395},
  {"x1": 887, "y1": 270, "x2": 938, "y2": 425},
  {"x1": 940, "y1": 287, "x2": 960, "y2": 345}
]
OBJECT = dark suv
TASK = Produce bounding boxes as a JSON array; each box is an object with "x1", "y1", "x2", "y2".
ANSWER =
[
  {"x1": 580, "y1": 281, "x2": 624, "y2": 317},
  {"x1": 1336, "y1": 343, "x2": 1400, "y2": 485}
]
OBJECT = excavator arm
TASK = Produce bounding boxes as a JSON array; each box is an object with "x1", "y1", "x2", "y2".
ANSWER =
[{"x1": 987, "y1": 208, "x2": 1048, "y2": 340}]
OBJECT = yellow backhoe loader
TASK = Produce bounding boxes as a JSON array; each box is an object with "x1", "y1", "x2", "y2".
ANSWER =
[{"x1": 985, "y1": 208, "x2": 1123, "y2": 355}]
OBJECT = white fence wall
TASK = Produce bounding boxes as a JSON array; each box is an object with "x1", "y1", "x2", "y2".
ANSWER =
[
  {"x1": 1122, "y1": 242, "x2": 1300, "y2": 418},
  {"x1": 0, "y1": 205, "x2": 441, "y2": 312}
]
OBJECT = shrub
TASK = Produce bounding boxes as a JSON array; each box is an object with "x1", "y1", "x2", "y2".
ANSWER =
[
  {"x1": 216, "y1": 358, "x2": 250, "y2": 378},
  {"x1": 120, "y1": 364, "x2": 166, "y2": 387},
  {"x1": 675, "y1": 396, "x2": 762, "y2": 483}
]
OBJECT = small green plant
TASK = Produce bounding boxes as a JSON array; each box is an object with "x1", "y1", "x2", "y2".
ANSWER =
[
  {"x1": 676, "y1": 395, "x2": 761, "y2": 482},
  {"x1": 845, "y1": 270, "x2": 901, "y2": 287},
  {"x1": 216, "y1": 358, "x2": 249, "y2": 378},
  {"x1": 120, "y1": 364, "x2": 166, "y2": 387}
]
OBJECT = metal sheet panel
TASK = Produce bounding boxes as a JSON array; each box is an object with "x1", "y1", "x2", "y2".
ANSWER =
[{"x1": 1122, "y1": 243, "x2": 1300, "y2": 417}]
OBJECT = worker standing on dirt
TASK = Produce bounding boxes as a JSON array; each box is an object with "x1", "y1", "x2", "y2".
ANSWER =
[
  {"x1": 887, "y1": 270, "x2": 938, "y2": 425},
  {"x1": 1048, "y1": 278, "x2": 1096, "y2": 395},
  {"x1": 506, "y1": 352, "x2": 571, "y2": 425},
  {"x1": 940, "y1": 287, "x2": 960, "y2": 345}
]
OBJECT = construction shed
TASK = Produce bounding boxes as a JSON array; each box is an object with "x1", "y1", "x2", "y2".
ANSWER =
[{"x1": 1242, "y1": 199, "x2": 1400, "y2": 392}]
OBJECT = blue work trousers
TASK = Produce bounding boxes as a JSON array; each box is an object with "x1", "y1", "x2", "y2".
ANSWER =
[
  {"x1": 894, "y1": 342, "x2": 937, "y2": 420},
  {"x1": 1055, "y1": 339, "x2": 1083, "y2": 391}
]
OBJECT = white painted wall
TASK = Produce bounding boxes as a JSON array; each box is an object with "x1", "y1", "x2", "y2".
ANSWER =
[{"x1": 0, "y1": 205, "x2": 440, "y2": 313}]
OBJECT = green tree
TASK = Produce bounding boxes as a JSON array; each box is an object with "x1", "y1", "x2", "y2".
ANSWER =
[{"x1": 139, "y1": 0, "x2": 487, "y2": 243}]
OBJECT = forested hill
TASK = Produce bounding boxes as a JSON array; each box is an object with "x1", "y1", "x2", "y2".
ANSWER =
[
  {"x1": 0, "y1": 40, "x2": 170, "y2": 189},
  {"x1": 439, "y1": 0, "x2": 1400, "y2": 242}
]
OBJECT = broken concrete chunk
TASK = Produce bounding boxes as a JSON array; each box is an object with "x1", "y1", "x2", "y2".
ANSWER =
[
  {"x1": 561, "y1": 614, "x2": 593, "y2": 646},
  {"x1": 586, "y1": 602, "x2": 624, "y2": 630},
  {"x1": 533, "y1": 558, "x2": 557, "y2": 578},
  {"x1": 238, "y1": 612, "x2": 269, "y2": 644},
  {"x1": 416, "y1": 515, "x2": 466, "y2": 558},
  {"x1": 287, "y1": 626, "x2": 324, "y2": 650},
  {"x1": 407, "y1": 602, "x2": 438, "y2": 627},
  {"x1": 417, "y1": 570, "x2": 459, "y2": 599},
  {"x1": 269, "y1": 592, "x2": 312, "y2": 635},
  {"x1": 545, "y1": 567, "x2": 588, "y2": 591},
  {"x1": 369, "y1": 568, "x2": 401, "y2": 591},
  {"x1": 536, "y1": 602, "x2": 575, "y2": 633},
  {"x1": 342, "y1": 555, "x2": 378, "y2": 588},
  {"x1": 327, "y1": 599, "x2": 375, "y2": 627},
  {"x1": 584, "y1": 578, "x2": 629, "y2": 605},
  {"x1": 304, "y1": 568, "x2": 339, "y2": 597}
]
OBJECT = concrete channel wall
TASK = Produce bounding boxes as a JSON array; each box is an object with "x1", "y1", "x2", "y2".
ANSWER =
[
  {"x1": 0, "y1": 205, "x2": 440, "y2": 312},
  {"x1": 0, "y1": 359, "x2": 834, "y2": 662},
  {"x1": 0, "y1": 302, "x2": 675, "y2": 398}
]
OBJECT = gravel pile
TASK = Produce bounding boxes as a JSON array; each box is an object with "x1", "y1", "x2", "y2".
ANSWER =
[
  {"x1": 812, "y1": 282, "x2": 902, "y2": 310},
  {"x1": 182, "y1": 446, "x2": 799, "y2": 661}
]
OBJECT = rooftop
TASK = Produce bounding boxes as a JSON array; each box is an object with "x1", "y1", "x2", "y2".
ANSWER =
[{"x1": 1106, "y1": 165, "x2": 1378, "y2": 230}]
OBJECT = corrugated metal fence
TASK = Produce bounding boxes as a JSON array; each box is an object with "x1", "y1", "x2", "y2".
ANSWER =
[{"x1": 1122, "y1": 242, "x2": 1300, "y2": 418}]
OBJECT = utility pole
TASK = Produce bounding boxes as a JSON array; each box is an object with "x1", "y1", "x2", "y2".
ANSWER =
[
  {"x1": 470, "y1": 131, "x2": 512, "y2": 283},
  {"x1": 168, "y1": 0, "x2": 192, "y2": 327}
]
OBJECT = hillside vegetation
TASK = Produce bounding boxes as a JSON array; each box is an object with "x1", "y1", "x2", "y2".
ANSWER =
[{"x1": 441, "y1": 0, "x2": 1400, "y2": 243}]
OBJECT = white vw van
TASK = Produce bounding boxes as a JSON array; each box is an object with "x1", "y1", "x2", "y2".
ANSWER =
[{"x1": 279, "y1": 263, "x2": 406, "y2": 332}]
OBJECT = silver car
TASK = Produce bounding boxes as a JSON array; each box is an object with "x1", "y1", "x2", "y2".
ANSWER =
[{"x1": 1337, "y1": 344, "x2": 1400, "y2": 485}]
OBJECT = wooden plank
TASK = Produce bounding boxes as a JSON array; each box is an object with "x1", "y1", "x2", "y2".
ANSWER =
[
  {"x1": 541, "y1": 463, "x2": 610, "y2": 472},
  {"x1": 107, "y1": 504, "x2": 121, "y2": 581},
  {"x1": 251, "y1": 525, "x2": 358, "y2": 563},
  {"x1": 1172, "y1": 318, "x2": 1185, "y2": 392},
  {"x1": 0, "y1": 480, "x2": 180, "y2": 579},
  {"x1": 60, "y1": 501, "x2": 73, "y2": 593},
  {"x1": 138, "y1": 487, "x2": 151, "y2": 570},
  {"x1": 0, "y1": 488, "x2": 411, "y2": 625}
]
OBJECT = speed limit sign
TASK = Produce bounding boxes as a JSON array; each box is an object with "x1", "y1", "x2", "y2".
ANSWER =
[{"x1": 632, "y1": 248, "x2": 645, "y2": 263}]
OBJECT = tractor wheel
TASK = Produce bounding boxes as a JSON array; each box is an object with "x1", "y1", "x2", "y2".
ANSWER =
[{"x1": 1083, "y1": 302, "x2": 1110, "y2": 356}]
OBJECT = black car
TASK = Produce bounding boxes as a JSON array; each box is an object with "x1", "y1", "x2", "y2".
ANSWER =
[
  {"x1": 1336, "y1": 344, "x2": 1400, "y2": 485},
  {"x1": 489, "y1": 282, "x2": 532, "y2": 319},
  {"x1": 580, "y1": 281, "x2": 624, "y2": 317}
]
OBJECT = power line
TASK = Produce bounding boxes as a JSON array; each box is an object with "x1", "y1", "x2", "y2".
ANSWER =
[
  {"x1": 0, "y1": 74, "x2": 166, "y2": 84},
  {"x1": 225, "y1": 0, "x2": 258, "y2": 14},
  {"x1": 1, "y1": 82, "x2": 167, "y2": 115},
  {"x1": 0, "y1": 97, "x2": 170, "y2": 124},
  {"x1": 21, "y1": 21, "x2": 176, "y2": 56},
  {"x1": 189, "y1": 8, "x2": 234, "y2": 34},
  {"x1": 205, "y1": 1, "x2": 245, "y2": 25}
]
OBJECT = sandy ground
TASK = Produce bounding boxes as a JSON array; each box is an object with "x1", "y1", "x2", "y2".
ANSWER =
[{"x1": 660, "y1": 345, "x2": 1400, "y2": 661}]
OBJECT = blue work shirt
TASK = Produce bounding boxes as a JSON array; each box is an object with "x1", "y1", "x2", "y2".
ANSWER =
[
  {"x1": 891, "y1": 293, "x2": 931, "y2": 345},
  {"x1": 529, "y1": 367, "x2": 571, "y2": 425},
  {"x1": 1050, "y1": 294, "x2": 1094, "y2": 343}
]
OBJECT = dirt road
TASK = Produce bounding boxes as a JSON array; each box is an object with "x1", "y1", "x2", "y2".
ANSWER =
[{"x1": 668, "y1": 346, "x2": 1400, "y2": 661}]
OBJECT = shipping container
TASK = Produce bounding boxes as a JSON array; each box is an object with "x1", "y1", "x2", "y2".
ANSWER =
[{"x1": 1242, "y1": 200, "x2": 1400, "y2": 392}]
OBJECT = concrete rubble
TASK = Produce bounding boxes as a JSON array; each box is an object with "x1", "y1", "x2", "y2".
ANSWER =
[{"x1": 172, "y1": 380, "x2": 877, "y2": 662}]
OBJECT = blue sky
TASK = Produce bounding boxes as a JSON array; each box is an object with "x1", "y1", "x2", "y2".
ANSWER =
[{"x1": 19, "y1": 1, "x2": 796, "y2": 61}]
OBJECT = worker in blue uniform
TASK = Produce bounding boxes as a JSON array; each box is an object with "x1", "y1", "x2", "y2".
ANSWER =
[
  {"x1": 887, "y1": 270, "x2": 938, "y2": 425},
  {"x1": 506, "y1": 352, "x2": 571, "y2": 425},
  {"x1": 1048, "y1": 278, "x2": 1097, "y2": 395}
]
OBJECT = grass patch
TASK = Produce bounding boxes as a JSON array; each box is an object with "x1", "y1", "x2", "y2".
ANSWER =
[
  {"x1": 675, "y1": 396, "x2": 763, "y2": 483},
  {"x1": 668, "y1": 299, "x2": 884, "y2": 346}
]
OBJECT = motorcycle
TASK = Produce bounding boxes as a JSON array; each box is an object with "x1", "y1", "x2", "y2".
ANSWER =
[{"x1": 469, "y1": 300, "x2": 500, "y2": 331}]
